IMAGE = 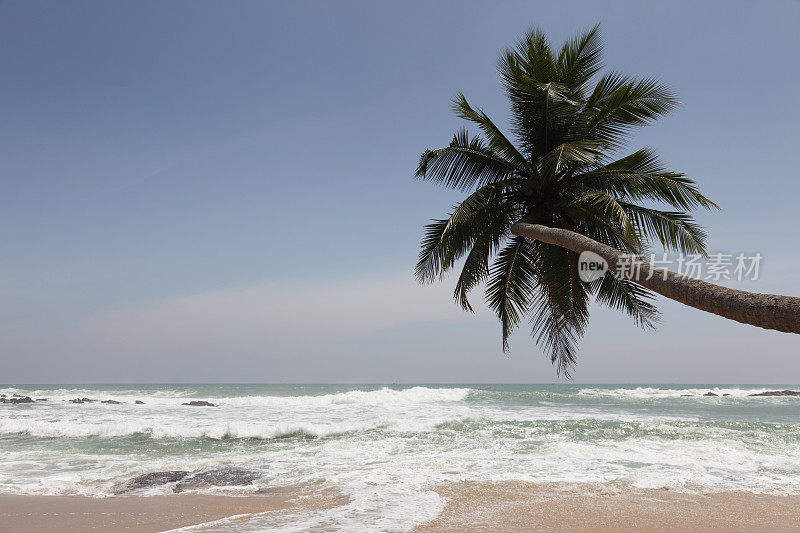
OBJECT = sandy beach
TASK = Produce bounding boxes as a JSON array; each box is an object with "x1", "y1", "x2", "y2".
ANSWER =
[
  {"x1": 5, "y1": 483, "x2": 800, "y2": 532},
  {"x1": 0, "y1": 485, "x2": 348, "y2": 533},
  {"x1": 416, "y1": 482, "x2": 800, "y2": 532}
]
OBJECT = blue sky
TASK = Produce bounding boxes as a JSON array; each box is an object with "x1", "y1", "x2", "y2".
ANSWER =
[{"x1": 2, "y1": 0, "x2": 799, "y2": 383}]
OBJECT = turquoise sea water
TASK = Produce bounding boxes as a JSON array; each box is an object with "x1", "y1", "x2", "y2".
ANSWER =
[{"x1": 2, "y1": 384, "x2": 800, "y2": 530}]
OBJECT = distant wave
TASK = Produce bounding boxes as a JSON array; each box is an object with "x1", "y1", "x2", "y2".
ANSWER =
[
  {"x1": 0, "y1": 417, "x2": 390, "y2": 439},
  {"x1": 577, "y1": 387, "x2": 794, "y2": 399},
  {"x1": 212, "y1": 386, "x2": 471, "y2": 408},
  {"x1": 0, "y1": 387, "x2": 472, "y2": 439},
  {"x1": 0, "y1": 387, "x2": 197, "y2": 402},
  {"x1": 0, "y1": 386, "x2": 470, "y2": 407},
  {"x1": 0, "y1": 387, "x2": 470, "y2": 409}
]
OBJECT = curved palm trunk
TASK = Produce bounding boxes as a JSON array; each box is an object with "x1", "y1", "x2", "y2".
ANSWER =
[{"x1": 511, "y1": 222, "x2": 800, "y2": 334}]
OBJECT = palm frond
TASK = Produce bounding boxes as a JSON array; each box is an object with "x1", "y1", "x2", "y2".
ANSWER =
[
  {"x1": 574, "y1": 189, "x2": 639, "y2": 246},
  {"x1": 416, "y1": 128, "x2": 515, "y2": 191},
  {"x1": 620, "y1": 202, "x2": 709, "y2": 256},
  {"x1": 453, "y1": 213, "x2": 511, "y2": 311},
  {"x1": 451, "y1": 94, "x2": 530, "y2": 170},
  {"x1": 485, "y1": 236, "x2": 538, "y2": 350},
  {"x1": 498, "y1": 39, "x2": 579, "y2": 160},
  {"x1": 415, "y1": 182, "x2": 513, "y2": 282},
  {"x1": 582, "y1": 73, "x2": 679, "y2": 147},
  {"x1": 540, "y1": 139, "x2": 604, "y2": 180},
  {"x1": 575, "y1": 148, "x2": 718, "y2": 210},
  {"x1": 574, "y1": 216, "x2": 644, "y2": 255},
  {"x1": 591, "y1": 272, "x2": 659, "y2": 328},
  {"x1": 529, "y1": 243, "x2": 590, "y2": 376},
  {"x1": 556, "y1": 23, "x2": 603, "y2": 96},
  {"x1": 514, "y1": 27, "x2": 557, "y2": 82}
]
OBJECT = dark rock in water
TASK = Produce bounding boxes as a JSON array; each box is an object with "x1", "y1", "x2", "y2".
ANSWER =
[
  {"x1": 173, "y1": 468, "x2": 261, "y2": 493},
  {"x1": 135, "y1": 400, "x2": 145, "y2": 404},
  {"x1": 704, "y1": 392, "x2": 718, "y2": 396},
  {"x1": 182, "y1": 400, "x2": 216, "y2": 407},
  {"x1": 680, "y1": 394, "x2": 693, "y2": 397},
  {"x1": 749, "y1": 390, "x2": 800, "y2": 397},
  {"x1": 113, "y1": 471, "x2": 190, "y2": 494},
  {"x1": 101, "y1": 399, "x2": 122, "y2": 404},
  {"x1": 36, "y1": 398, "x2": 48, "y2": 401},
  {"x1": 69, "y1": 397, "x2": 96, "y2": 404},
  {"x1": 723, "y1": 394, "x2": 732, "y2": 396},
  {"x1": 2, "y1": 396, "x2": 34, "y2": 404}
]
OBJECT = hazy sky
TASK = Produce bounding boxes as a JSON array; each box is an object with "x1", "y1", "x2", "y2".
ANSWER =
[{"x1": 2, "y1": 0, "x2": 799, "y2": 383}]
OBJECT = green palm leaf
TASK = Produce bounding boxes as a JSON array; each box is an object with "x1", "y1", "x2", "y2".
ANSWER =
[
  {"x1": 529, "y1": 243, "x2": 590, "y2": 376},
  {"x1": 576, "y1": 148, "x2": 718, "y2": 210},
  {"x1": 591, "y1": 273, "x2": 659, "y2": 329},
  {"x1": 416, "y1": 181, "x2": 515, "y2": 282},
  {"x1": 454, "y1": 212, "x2": 511, "y2": 312},
  {"x1": 582, "y1": 73, "x2": 679, "y2": 148},
  {"x1": 556, "y1": 23, "x2": 603, "y2": 96},
  {"x1": 450, "y1": 95, "x2": 530, "y2": 170},
  {"x1": 485, "y1": 236, "x2": 538, "y2": 350},
  {"x1": 620, "y1": 202, "x2": 709, "y2": 256},
  {"x1": 574, "y1": 189, "x2": 639, "y2": 246},
  {"x1": 416, "y1": 128, "x2": 515, "y2": 191}
]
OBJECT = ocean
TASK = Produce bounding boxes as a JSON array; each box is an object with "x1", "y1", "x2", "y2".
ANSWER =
[{"x1": 2, "y1": 384, "x2": 800, "y2": 531}]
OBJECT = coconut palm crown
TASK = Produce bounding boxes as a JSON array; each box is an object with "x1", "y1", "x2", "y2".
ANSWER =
[{"x1": 415, "y1": 25, "x2": 718, "y2": 375}]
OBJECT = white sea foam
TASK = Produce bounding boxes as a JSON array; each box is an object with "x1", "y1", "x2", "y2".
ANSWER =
[
  {"x1": 577, "y1": 386, "x2": 787, "y2": 399},
  {"x1": 213, "y1": 386, "x2": 470, "y2": 407},
  {"x1": 0, "y1": 385, "x2": 469, "y2": 407}
]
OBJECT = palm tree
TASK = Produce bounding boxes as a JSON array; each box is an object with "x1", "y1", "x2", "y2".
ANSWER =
[{"x1": 415, "y1": 25, "x2": 800, "y2": 375}]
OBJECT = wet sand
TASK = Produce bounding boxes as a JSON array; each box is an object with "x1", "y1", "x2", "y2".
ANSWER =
[
  {"x1": 0, "y1": 484, "x2": 347, "y2": 532},
  {"x1": 7, "y1": 482, "x2": 800, "y2": 532},
  {"x1": 415, "y1": 482, "x2": 800, "y2": 532}
]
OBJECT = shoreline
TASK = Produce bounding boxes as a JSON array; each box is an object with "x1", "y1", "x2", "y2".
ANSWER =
[
  {"x1": 0, "y1": 485, "x2": 348, "y2": 533},
  {"x1": 415, "y1": 482, "x2": 800, "y2": 532},
  {"x1": 6, "y1": 484, "x2": 800, "y2": 532}
]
